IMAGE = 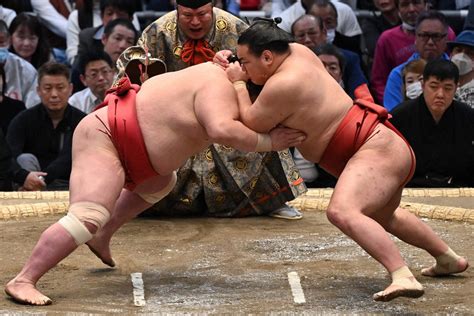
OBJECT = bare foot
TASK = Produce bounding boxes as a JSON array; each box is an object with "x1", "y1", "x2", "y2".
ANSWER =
[
  {"x1": 373, "y1": 277, "x2": 424, "y2": 302},
  {"x1": 86, "y1": 235, "x2": 115, "y2": 267},
  {"x1": 5, "y1": 278, "x2": 52, "y2": 306},
  {"x1": 422, "y1": 257, "x2": 469, "y2": 277}
]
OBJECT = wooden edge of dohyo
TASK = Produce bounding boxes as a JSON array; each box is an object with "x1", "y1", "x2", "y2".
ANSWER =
[{"x1": 0, "y1": 189, "x2": 473, "y2": 223}]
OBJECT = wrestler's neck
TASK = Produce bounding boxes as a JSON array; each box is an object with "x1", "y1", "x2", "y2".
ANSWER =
[{"x1": 268, "y1": 51, "x2": 291, "y2": 77}]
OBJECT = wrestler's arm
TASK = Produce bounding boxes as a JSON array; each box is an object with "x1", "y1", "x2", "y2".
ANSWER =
[
  {"x1": 195, "y1": 82, "x2": 304, "y2": 152},
  {"x1": 233, "y1": 77, "x2": 296, "y2": 133}
]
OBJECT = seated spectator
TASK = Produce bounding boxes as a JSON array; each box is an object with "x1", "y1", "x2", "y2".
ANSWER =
[
  {"x1": 277, "y1": 0, "x2": 362, "y2": 40},
  {"x1": 391, "y1": 60, "x2": 474, "y2": 187},
  {"x1": 72, "y1": 18, "x2": 137, "y2": 92},
  {"x1": 31, "y1": 0, "x2": 72, "y2": 63},
  {"x1": 307, "y1": 0, "x2": 362, "y2": 55},
  {"x1": 384, "y1": 11, "x2": 452, "y2": 111},
  {"x1": 272, "y1": 0, "x2": 297, "y2": 17},
  {"x1": 101, "y1": 18, "x2": 138, "y2": 65},
  {"x1": 291, "y1": 14, "x2": 373, "y2": 100},
  {"x1": 358, "y1": 0, "x2": 401, "y2": 69},
  {"x1": 6, "y1": 62, "x2": 86, "y2": 191},
  {"x1": 8, "y1": 13, "x2": 54, "y2": 69},
  {"x1": 0, "y1": 128, "x2": 12, "y2": 191},
  {"x1": 215, "y1": 0, "x2": 240, "y2": 17},
  {"x1": 401, "y1": 59, "x2": 426, "y2": 100},
  {"x1": 0, "y1": 65, "x2": 26, "y2": 135},
  {"x1": 0, "y1": 20, "x2": 40, "y2": 108},
  {"x1": 0, "y1": 5, "x2": 17, "y2": 26},
  {"x1": 66, "y1": 0, "x2": 141, "y2": 65},
  {"x1": 448, "y1": 30, "x2": 474, "y2": 108},
  {"x1": 69, "y1": 50, "x2": 114, "y2": 114},
  {"x1": 370, "y1": 0, "x2": 455, "y2": 104}
]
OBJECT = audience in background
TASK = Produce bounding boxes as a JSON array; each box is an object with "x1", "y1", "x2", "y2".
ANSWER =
[
  {"x1": 0, "y1": 65, "x2": 26, "y2": 136},
  {"x1": 449, "y1": 30, "x2": 474, "y2": 108},
  {"x1": 6, "y1": 62, "x2": 86, "y2": 191},
  {"x1": 391, "y1": 60, "x2": 474, "y2": 187},
  {"x1": 359, "y1": 0, "x2": 401, "y2": 70},
  {"x1": 307, "y1": 0, "x2": 362, "y2": 55},
  {"x1": 291, "y1": 15, "x2": 373, "y2": 100},
  {"x1": 9, "y1": 13, "x2": 54, "y2": 69},
  {"x1": 384, "y1": 11, "x2": 452, "y2": 111},
  {"x1": 69, "y1": 50, "x2": 114, "y2": 113},
  {"x1": 0, "y1": 128, "x2": 12, "y2": 191},
  {"x1": 66, "y1": 0, "x2": 140, "y2": 65},
  {"x1": 0, "y1": 20, "x2": 40, "y2": 108},
  {"x1": 401, "y1": 59, "x2": 426, "y2": 101},
  {"x1": 0, "y1": 5, "x2": 17, "y2": 26}
]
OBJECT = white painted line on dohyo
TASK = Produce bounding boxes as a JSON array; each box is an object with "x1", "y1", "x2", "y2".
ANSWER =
[
  {"x1": 287, "y1": 271, "x2": 306, "y2": 304},
  {"x1": 131, "y1": 272, "x2": 146, "y2": 306}
]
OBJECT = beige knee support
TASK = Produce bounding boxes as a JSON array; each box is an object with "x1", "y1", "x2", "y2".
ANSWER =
[
  {"x1": 59, "y1": 202, "x2": 110, "y2": 245},
  {"x1": 137, "y1": 172, "x2": 177, "y2": 204}
]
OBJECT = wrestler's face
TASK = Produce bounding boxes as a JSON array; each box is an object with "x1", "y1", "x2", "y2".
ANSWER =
[
  {"x1": 422, "y1": 76, "x2": 456, "y2": 121},
  {"x1": 177, "y1": 4, "x2": 213, "y2": 40},
  {"x1": 318, "y1": 54, "x2": 343, "y2": 83},
  {"x1": 292, "y1": 16, "x2": 326, "y2": 50},
  {"x1": 37, "y1": 75, "x2": 73, "y2": 114},
  {"x1": 237, "y1": 45, "x2": 271, "y2": 85},
  {"x1": 415, "y1": 19, "x2": 448, "y2": 61},
  {"x1": 102, "y1": 25, "x2": 136, "y2": 63},
  {"x1": 81, "y1": 60, "x2": 114, "y2": 100}
]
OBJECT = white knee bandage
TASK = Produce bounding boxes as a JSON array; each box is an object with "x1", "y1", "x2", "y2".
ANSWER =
[
  {"x1": 58, "y1": 213, "x2": 93, "y2": 245},
  {"x1": 58, "y1": 202, "x2": 110, "y2": 245},
  {"x1": 137, "y1": 172, "x2": 177, "y2": 204}
]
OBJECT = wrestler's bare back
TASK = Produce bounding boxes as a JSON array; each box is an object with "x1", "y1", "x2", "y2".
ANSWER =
[
  {"x1": 261, "y1": 44, "x2": 354, "y2": 162},
  {"x1": 135, "y1": 63, "x2": 242, "y2": 174}
]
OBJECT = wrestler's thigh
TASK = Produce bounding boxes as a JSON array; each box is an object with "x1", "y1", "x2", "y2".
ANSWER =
[
  {"x1": 329, "y1": 125, "x2": 411, "y2": 216},
  {"x1": 69, "y1": 110, "x2": 125, "y2": 211}
]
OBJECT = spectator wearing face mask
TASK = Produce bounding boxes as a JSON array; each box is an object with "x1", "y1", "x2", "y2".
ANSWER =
[
  {"x1": 448, "y1": 30, "x2": 474, "y2": 108},
  {"x1": 401, "y1": 59, "x2": 426, "y2": 101}
]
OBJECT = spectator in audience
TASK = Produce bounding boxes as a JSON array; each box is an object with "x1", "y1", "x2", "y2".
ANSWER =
[
  {"x1": 465, "y1": 0, "x2": 474, "y2": 30},
  {"x1": 370, "y1": 0, "x2": 455, "y2": 104},
  {"x1": 6, "y1": 62, "x2": 86, "y2": 191},
  {"x1": 0, "y1": 128, "x2": 12, "y2": 191},
  {"x1": 66, "y1": 0, "x2": 140, "y2": 65},
  {"x1": 359, "y1": 0, "x2": 401, "y2": 67},
  {"x1": 390, "y1": 60, "x2": 474, "y2": 187},
  {"x1": 0, "y1": 4, "x2": 17, "y2": 26},
  {"x1": 291, "y1": 14, "x2": 373, "y2": 100},
  {"x1": 69, "y1": 50, "x2": 114, "y2": 113},
  {"x1": 277, "y1": 0, "x2": 362, "y2": 40},
  {"x1": 401, "y1": 58, "x2": 426, "y2": 100},
  {"x1": 30, "y1": 0, "x2": 72, "y2": 63},
  {"x1": 72, "y1": 18, "x2": 137, "y2": 92},
  {"x1": 448, "y1": 30, "x2": 474, "y2": 108},
  {"x1": 8, "y1": 13, "x2": 54, "y2": 69},
  {"x1": 307, "y1": 0, "x2": 362, "y2": 55},
  {"x1": 0, "y1": 20, "x2": 40, "y2": 108},
  {"x1": 384, "y1": 10, "x2": 452, "y2": 110},
  {"x1": 214, "y1": 0, "x2": 240, "y2": 17},
  {"x1": 272, "y1": 0, "x2": 297, "y2": 17},
  {"x1": 0, "y1": 65, "x2": 26, "y2": 135},
  {"x1": 115, "y1": 0, "x2": 306, "y2": 219},
  {"x1": 100, "y1": 18, "x2": 137, "y2": 65}
]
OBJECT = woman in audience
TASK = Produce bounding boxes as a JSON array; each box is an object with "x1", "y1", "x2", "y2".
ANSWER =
[
  {"x1": 401, "y1": 59, "x2": 426, "y2": 101},
  {"x1": 8, "y1": 13, "x2": 53, "y2": 69}
]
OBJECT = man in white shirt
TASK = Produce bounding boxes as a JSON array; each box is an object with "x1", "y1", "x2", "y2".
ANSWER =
[
  {"x1": 0, "y1": 5, "x2": 16, "y2": 26},
  {"x1": 69, "y1": 51, "x2": 114, "y2": 114}
]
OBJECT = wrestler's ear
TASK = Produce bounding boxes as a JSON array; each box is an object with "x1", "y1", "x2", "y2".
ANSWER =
[{"x1": 261, "y1": 50, "x2": 273, "y2": 64}]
